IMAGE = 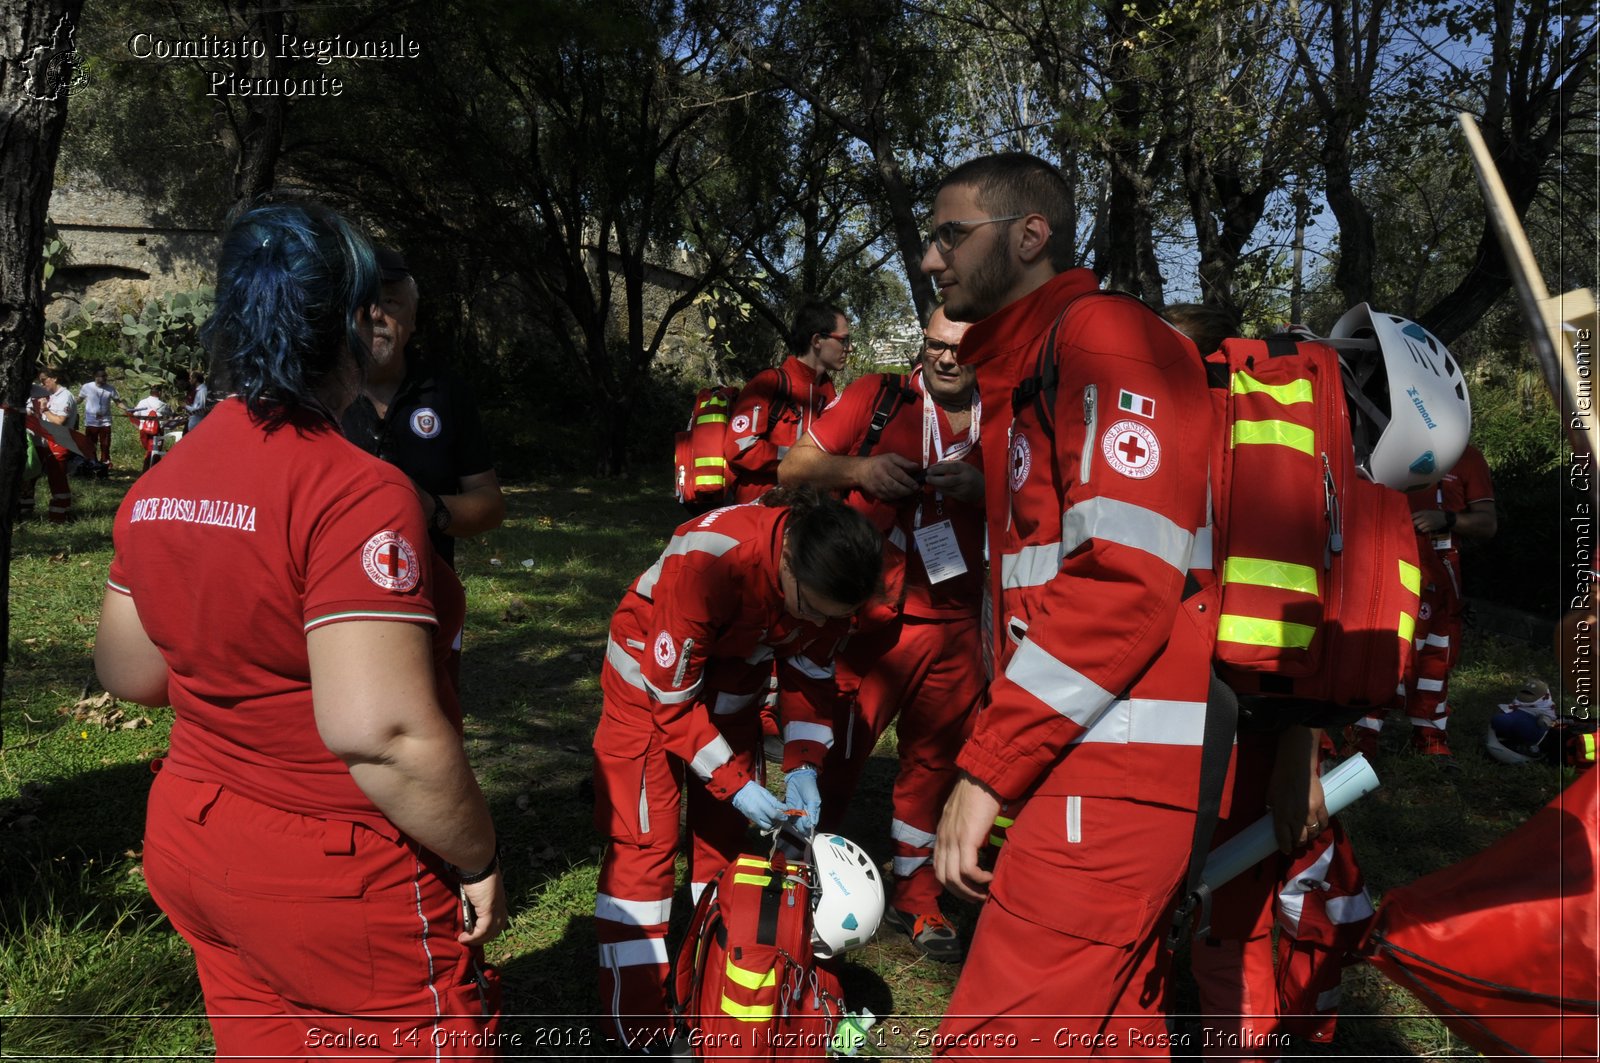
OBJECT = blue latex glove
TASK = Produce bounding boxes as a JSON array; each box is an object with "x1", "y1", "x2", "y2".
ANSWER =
[
  {"x1": 730, "y1": 780, "x2": 788, "y2": 830},
  {"x1": 784, "y1": 767, "x2": 821, "y2": 836}
]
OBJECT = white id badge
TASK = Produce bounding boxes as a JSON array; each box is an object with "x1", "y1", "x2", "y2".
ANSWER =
[{"x1": 914, "y1": 519, "x2": 967, "y2": 583}]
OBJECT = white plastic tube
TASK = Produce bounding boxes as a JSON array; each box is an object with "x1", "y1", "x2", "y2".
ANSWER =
[{"x1": 1200, "y1": 753, "x2": 1381, "y2": 891}]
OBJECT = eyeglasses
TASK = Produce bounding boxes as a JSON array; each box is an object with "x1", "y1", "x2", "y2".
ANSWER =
[
  {"x1": 823, "y1": 332, "x2": 855, "y2": 352},
  {"x1": 921, "y1": 336, "x2": 960, "y2": 356},
  {"x1": 924, "y1": 215, "x2": 1024, "y2": 254}
]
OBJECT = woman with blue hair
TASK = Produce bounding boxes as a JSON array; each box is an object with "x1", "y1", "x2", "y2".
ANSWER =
[{"x1": 94, "y1": 202, "x2": 507, "y2": 1056}]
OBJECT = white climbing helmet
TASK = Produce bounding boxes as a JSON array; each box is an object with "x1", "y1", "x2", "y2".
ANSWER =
[
  {"x1": 1328, "y1": 304, "x2": 1471, "y2": 491},
  {"x1": 808, "y1": 833, "x2": 885, "y2": 959}
]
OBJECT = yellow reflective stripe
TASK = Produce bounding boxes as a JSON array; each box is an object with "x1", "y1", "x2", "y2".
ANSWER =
[
  {"x1": 693, "y1": 475, "x2": 727, "y2": 487},
  {"x1": 700, "y1": 396, "x2": 731, "y2": 408},
  {"x1": 734, "y1": 856, "x2": 769, "y2": 869},
  {"x1": 1583, "y1": 734, "x2": 1596, "y2": 762},
  {"x1": 694, "y1": 456, "x2": 728, "y2": 468},
  {"x1": 696, "y1": 413, "x2": 729, "y2": 425},
  {"x1": 1231, "y1": 371, "x2": 1313, "y2": 405},
  {"x1": 993, "y1": 815, "x2": 1014, "y2": 828},
  {"x1": 1232, "y1": 419, "x2": 1315, "y2": 455},
  {"x1": 724, "y1": 960, "x2": 777, "y2": 990},
  {"x1": 731, "y1": 873, "x2": 772, "y2": 887},
  {"x1": 1398, "y1": 560, "x2": 1422, "y2": 596},
  {"x1": 1222, "y1": 556, "x2": 1319, "y2": 596},
  {"x1": 987, "y1": 834, "x2": 1007, "y2": 848},
  {"x1": 1218, "y1": 614, "x2": 1316, "y2": 649},
  {"x1": 720, "y1": 994, "x2": 775, "y2": 1022},
  {"x1": 1397, "y1": 611, "x2": 1416, "y2": 643}
]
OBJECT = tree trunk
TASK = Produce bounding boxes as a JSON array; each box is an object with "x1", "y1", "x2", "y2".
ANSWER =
[
  {"x1": 0, "y1": 0, "x2": 87, "y2": 730},
  {"x1": 231, "y1": 3, "x2": 285, "y2": 206}
]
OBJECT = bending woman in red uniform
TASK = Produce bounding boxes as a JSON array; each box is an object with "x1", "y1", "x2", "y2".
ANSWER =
[
  {"x1": 592, "y1": 488, "x2": 882, "y2": 1051},
  {"x1": 94, "y1": 202, "x2": 507, "y2": 1057}
]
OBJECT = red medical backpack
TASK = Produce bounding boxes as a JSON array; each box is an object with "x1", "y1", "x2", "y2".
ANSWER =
[{"x1": 670, "y1": 851, "x2": 846, "y2": 1060}]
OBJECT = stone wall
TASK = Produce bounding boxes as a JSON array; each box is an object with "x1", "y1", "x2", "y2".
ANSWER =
[{"x1": 45, "y1": 177, "x2": 217, "y2": 324}]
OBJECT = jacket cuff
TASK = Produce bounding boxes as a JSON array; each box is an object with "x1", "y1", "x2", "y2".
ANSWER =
[
  {"x1": 782, "y1": 741, "x2": 827, "y2": 774},
  {"x1": 706, "y1": 758, "x2": 751, "y2": 802},
  {"x1": 956, "y1": 732, "x2": 1053, "y2": 803}
]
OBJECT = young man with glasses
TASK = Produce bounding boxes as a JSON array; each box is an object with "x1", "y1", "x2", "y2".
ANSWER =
[
  {"x1": 725, "y1": 298, "x2": 852, "y2": 503},
  {"x1": 779, "y1": 306, "x2": 986, "y2": 963},
  {"x1": 923, "y1": 152, "x2": 1219, "y2": 1056}
]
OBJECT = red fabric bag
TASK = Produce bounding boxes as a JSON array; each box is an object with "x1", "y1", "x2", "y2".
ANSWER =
[{"x1": 1365, "y1": 768, "x2": 1600, "y2": 1061}]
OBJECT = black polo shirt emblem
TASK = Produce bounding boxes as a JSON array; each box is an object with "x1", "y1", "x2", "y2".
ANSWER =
[{"x1": 410, "y1": 407, "x2": 442, "y2": 439}]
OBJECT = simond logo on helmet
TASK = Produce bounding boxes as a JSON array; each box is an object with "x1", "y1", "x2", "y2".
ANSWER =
[
  {"x1": 1405, "y1": 386, "x2": 1438, "y2": 430},
  {"x1": 827, "y1": 869, "x2": 852, "y2": 897}
]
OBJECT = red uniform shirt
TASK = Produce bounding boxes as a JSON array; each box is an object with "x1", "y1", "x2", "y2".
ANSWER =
[
  {"x1": 605, "y1": 503, "x2": 850, "y2": 794},
  {"x1": 726, "y1": 356, "x2": 836, "y2": 502},
  {"x1": 1408, "y1": 442, "x2": 1495, "y2": 557},
  {"x1": 806, "y1": 370, "x2": 985, "y2": 619},
  {"x1": 108, "y1": 399, "x2": 464, "y2": 827},
  {"x1": 959, "y1": 269, "x2": 1218, "y2": 806}
]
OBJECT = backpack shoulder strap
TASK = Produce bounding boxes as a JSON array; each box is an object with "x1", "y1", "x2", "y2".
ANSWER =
[
  {"x1": 857, "y1": 374, "x2": 913, "y2": 457},
  {"x1": 1011, "y1": 289, "x2": 1147, "y2": 439}
]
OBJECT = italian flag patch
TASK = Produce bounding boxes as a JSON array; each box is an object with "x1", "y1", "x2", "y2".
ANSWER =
[{"x1": 1118, "y1": 389, "x2": 1156, "y2": 418}]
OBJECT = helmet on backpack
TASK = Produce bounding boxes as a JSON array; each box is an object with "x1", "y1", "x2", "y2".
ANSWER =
[
  {"x1": 1328, "y1": 304, "x2": 1471, "y2": 491},
  {"x1": 808, "y1": 833, "x2": 885, "y2": 959}
]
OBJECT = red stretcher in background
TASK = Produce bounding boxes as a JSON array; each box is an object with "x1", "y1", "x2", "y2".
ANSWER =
[{"x1": 1363, "y1": 766, "x2": 1599, "y2": 1061}]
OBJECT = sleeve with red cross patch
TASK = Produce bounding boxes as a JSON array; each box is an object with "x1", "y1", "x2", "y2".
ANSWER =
[
  {"x1": 776, "y1": 624, "x2": 849, "y2": 772},
  {"x1": 805, "y1": 374, "x2": 884, "y2": 456},
  {"x1": 959, "y1": 298, "x2": 1212, "y2": 800},
  {"x1": 302, "y1": 467, "x2": 438, "y2": 632},
  {"x1": 726, "y1": 367, "x2": 790, "y2": 484},
  {"x1": 632, "y1": 534, "x2": 755, "y2": 800}
]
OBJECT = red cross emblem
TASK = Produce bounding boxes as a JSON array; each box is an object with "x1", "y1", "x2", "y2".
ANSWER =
[
  {"x1": 1100, "y1": 419, "x2": 1161, "y2": 480},
  {"x1": 362, "y1": 531, "x2": 420, "y2": 592}
]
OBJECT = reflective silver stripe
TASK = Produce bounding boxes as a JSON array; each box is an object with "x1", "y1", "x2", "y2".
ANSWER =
[
  {"x1": 598, "y1": 939, "x2": 669, "y2": 968},
  {"x1": 689, "y1": 881, "x2": 709, "y2": 905},
  {"x1": 1325, "y1": 892, "x2": 1376, "y2": 925},
  {"x1": 775, "y1": 445, "x2": 791, "y2": 458},
  {"x1": 1415, "y1": 677, "x2": 1445, "y2": 692},
  {"x1": 785, "y1": 654, "x2": 833, "y2": 680},
  {"x1": 888, "y1": 526, "x2": 907, "y2": 550},
  {"x1": 784, "y1": 721, "x2": 833, "y2": 748},
  {"x1": 891, "y1": 818, "x2": 936, "y2": 849},
  {"x1": 1062, "y1": 496, "x2": 1194, "y2": 575},
  {"x1": 689, "y1": 735, "x2": 735, "y2": 781},
  {"x1": 1315, "y1": 986, "x2": 1342, "y2": 1011},
  {"x1": 643, "y1": 675, "x2": 702, "y2": 706},
  {"x1": 1005, "y1": 638, "x2": 1115, "y2": 729},
  {"x1": 596, "y1": 893, "x2": 672, "y2": 926},
  {"x1": 606, "y1": 638, "x2": 647, "y2": 691},
  {"x1": 733, "y1": 435, "x2": 760, "y2": 452},
  {"x1": 1065, "y1": 795, "x2": 1082, "y2": 843},
  {"x1": 1423, "y1": 633, "x2": 1451, "y2": 649},
  {"x1": 1070, "y1": 698, "x2": 1211, "y2": 747},
  {"x1": 892, "y1": 854, "x2": 930, "y2": 877},
  {"x1": 636, "y1": 530, "x2": 742, "y2": 598},
  {"x1": 1278, "y1": 892, "x2": 1306, "y2": 936},
  {"x1": 712, "y1": 689, "x2": 761, "y2": 715},
  {"x1": 1409, "y1": 715, "x2": 1448, "y2": 730},
  {"x1": 1000, "y1": 541, "x2": 1063, "y2": 590},
  {"x1": 625, "y1": 638, "x2": 646, "y2": 650},
  {"x1": 1190, "y1": 525, "x2": 1214, "y2": 570}
]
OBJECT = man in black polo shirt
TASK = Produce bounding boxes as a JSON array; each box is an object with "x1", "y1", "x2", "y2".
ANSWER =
[{"x1": 342, "y1": 247, "x2": 506, "y2": 569}]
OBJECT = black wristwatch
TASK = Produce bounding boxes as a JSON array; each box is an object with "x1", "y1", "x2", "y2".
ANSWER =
[
  {"x1": 429, "y1": 492, "x2": 452, "y2": 533},
  {"x1": 1443, "y1": 510, "x2": 1457, "y2": 530},
  {"x1": 456, "y1": 846, "x2": 499, "y2": 884}
]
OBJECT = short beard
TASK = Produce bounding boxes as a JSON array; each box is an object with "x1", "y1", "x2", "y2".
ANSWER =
[{"x1": 949, "y1": 228, "x2": 1018, "y2": 322}]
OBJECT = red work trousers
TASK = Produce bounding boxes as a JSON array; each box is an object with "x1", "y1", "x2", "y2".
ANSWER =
[
  {"x1": 592, "y1": 689, "x2": 760, "y2": 1051},
  {"x1": 85, "y1": 424, "x2": 112, "y2": 465},
  {"x1": 142, "y1": 770, "x2": 501, "y2": 1061},
  {"x1": 1354, "y1": 549, "x2": 1460, "y2": 746},
  {"x1": 1190, "y1": 732, "x2": 1373, "y2": 1060},
  {"x1": 937, "y1": 796, "x2": 1194, "y2": 1058},
  {"x1": 822, "y1": 613, "x2": 983, "y2": 914}
]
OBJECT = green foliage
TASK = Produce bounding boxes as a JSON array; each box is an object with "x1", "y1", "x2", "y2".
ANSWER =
[{"x1": 118, "y1": 290, "x2": 214, "y2": 386}]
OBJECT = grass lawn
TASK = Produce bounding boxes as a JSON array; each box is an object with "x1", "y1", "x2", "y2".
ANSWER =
[{"x1": 0, "y1": 415, "x2": 1579, "y2": 1059}]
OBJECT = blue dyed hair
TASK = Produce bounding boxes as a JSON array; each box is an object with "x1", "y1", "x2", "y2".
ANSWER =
[{"x1": 202, "y1": 202, "x2": 379, "y2": 426}]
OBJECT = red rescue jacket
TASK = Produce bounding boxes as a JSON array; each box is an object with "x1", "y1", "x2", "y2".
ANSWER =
[
  {"x1": 602, "y1": 503, "x2": 849, "y2": 798},
  {"x1": 726, "y1": 356, "x2": 836, "y2": 503},
  {"x1": 959, "y1": 269, "x2": 1221, "y2": 808}
]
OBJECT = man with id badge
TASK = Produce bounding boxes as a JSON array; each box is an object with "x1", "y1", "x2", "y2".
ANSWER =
[{"x1": 779, "y1": 306, "x2": 986, "y2": 962}]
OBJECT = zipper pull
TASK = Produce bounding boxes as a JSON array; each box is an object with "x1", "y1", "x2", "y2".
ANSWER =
[
  {"x1": 1084, "y1": 385, "x2": 1096, "y2": 424},
  {"x1": 671, "y1": 637, "x2": 695, "y2": 687},
  {"x1": 1322, "y1": 454, "x2": 1343, "y2": 565}
]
